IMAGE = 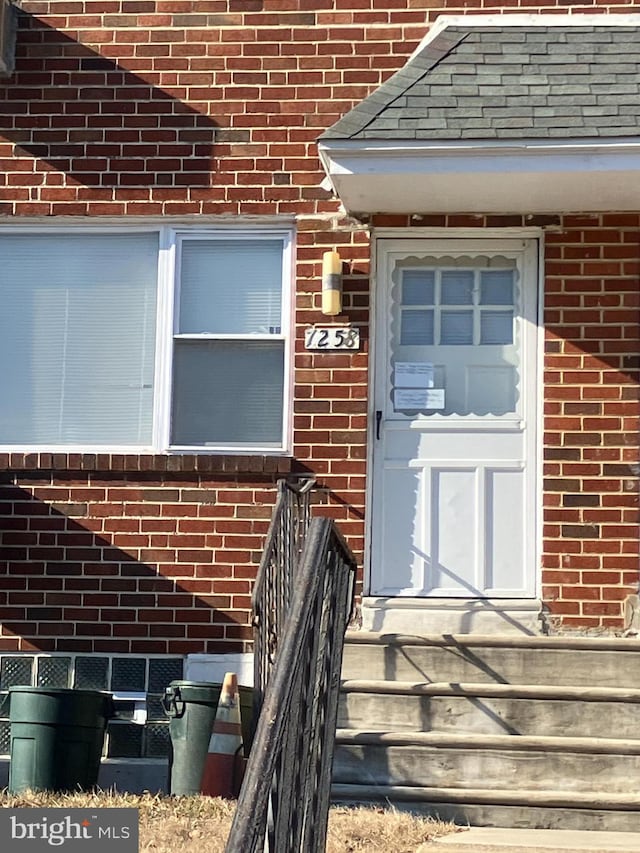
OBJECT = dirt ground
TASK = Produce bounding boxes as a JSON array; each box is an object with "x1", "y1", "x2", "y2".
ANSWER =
[{"x1": 0, "y1": 790, "x2": 459, "y2": 852}]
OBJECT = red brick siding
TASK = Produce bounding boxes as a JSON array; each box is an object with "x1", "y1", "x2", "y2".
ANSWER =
[
  {"x1": 0, "y1": 2, "x2": 637, "y2": 649},
  {"x1": 542, "y1": 215, "x2": 640, "y2": 630},
  {"x1": 0, "y1": 467, "x2": 283, "y2": 653}
]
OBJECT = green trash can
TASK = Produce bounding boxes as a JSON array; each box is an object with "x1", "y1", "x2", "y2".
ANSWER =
[
  {"x1": 8, "y1": 686, "x2": 114, "y2": 794},
  {"x1": 162, "y1": 680, "x2": 254, "y2": 796}
]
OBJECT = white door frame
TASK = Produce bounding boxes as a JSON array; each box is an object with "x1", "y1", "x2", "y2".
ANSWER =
[{"x1": 363, "y1": 228, "x2": 545, "y2": 632}]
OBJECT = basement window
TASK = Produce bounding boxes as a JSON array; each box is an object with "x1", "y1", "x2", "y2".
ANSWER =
[{"x1": 0, "y1": 226, "x2": 293, "y2": 453}]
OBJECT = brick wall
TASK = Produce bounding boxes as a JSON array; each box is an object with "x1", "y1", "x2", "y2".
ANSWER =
[
  {"x1": 543, "y1": 214, "x2": 640, "y2": 630},
  {"x1": 0, "y1": 456, "x2": 292, "y2": 653},
  {"x1": 0, "y1": 1, "x2": 638, "y2": 648}
]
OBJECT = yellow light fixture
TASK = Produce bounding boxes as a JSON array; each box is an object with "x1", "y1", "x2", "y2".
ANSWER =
[{"x1": 321, "y1": 250, "x2": 342, "y2": 316}]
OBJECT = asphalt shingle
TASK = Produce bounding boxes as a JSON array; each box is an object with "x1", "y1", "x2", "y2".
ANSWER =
[{"x1": 320, "y1": 25, "x2": 640, "y2": 141}]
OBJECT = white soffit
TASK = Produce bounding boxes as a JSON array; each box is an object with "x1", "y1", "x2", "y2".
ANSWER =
[{"x1": 318, "y1": 139, "x2": 640, "y2": 215}]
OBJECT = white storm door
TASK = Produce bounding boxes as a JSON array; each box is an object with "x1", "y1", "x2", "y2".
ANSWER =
[{"x1": 370, "y1": 238, "x2": 539, "y2": 598}]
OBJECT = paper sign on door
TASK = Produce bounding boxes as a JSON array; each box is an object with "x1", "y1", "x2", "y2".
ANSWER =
[
  {"x1": 394, "y1": 362, "x2": 434, "y2": 388},
  {"x1": 394, "y1": 389, "x2": 446, "y2": 410}
]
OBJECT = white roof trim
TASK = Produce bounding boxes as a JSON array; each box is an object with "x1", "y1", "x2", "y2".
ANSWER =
[
  {"x1": 319, "y1": 139, "x2": 640, "y2": 215},
  {"x1": 320, "y1": 137, "x2": 640, "y2": 156},
  {"x1": 418, "y1": 13, "x2": 640, "y2": 60}
]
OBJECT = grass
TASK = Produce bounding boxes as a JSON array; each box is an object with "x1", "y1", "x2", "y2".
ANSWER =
[{"x1": 0, "y1": 791, "x2": 459, "y2": 852}]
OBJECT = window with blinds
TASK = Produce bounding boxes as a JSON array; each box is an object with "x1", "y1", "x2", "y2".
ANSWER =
[
  {"x1": 0, "y1": 228, "x2": 292, "y2": 453},
  {"x1": 171, "y1": 238, "x2": 286, "y2": 447}
]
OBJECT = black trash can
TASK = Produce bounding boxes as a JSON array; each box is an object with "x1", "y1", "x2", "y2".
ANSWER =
[
  {"x1": 163, "y1": 680, "x2": 254, "y2": 796},
  {"x1": 8, "y1": 686, "x2": 114, "y2": 794}
]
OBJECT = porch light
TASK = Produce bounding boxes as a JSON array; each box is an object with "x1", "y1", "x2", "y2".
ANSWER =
[{"x1": 321, "y1": 250, "x2": 343, "y2": 315}]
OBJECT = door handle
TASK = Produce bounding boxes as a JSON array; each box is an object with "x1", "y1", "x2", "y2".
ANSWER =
[{"x1": 375, "y1": 410, "x2": 382, "y2": 440}]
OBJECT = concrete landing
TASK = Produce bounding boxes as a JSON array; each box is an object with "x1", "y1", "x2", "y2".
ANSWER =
[{"x1": 422, "y1": 827, "x2": 640, "y2": 852}]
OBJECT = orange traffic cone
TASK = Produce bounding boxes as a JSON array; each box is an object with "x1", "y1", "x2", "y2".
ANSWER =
[{"x1": 200, "y1": 672, "x2": 245, "y2": 798}]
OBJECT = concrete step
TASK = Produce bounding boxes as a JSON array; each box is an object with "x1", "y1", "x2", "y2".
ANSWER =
[
  {"x1": 422, "y1": 827, "x2": 640, "y2": 852},
  {"x1": 331, "y1": 784, "x2": 640, "y2": 832},
  {"x1": 333, "y1": 731, "x2": 640, "y2": 792},
  {"x1": 337, "y1": 633, "x2": 640, "y2": 830},
  {"x1": 338, "y1": 681, "x2": 640, "y2": 738},
  {"x1": 342, "y1": 633, "x2": 640, "y2": 687}
]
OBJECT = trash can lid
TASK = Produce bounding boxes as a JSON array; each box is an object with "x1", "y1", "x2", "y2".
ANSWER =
[{"x1": 8, "y1": 686, "x2": 113, "y2": 697}]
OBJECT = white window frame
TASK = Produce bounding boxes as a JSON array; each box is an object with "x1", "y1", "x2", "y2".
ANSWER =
[{"x1": 0, "y1": 223, "x2": 294, "y2": 455}]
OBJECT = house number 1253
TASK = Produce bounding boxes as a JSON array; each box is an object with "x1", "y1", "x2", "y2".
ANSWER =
[{"x1": 304, "y1": 326, "x2": 360, "y2": 350}]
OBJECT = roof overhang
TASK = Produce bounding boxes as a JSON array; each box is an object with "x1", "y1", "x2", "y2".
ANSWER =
[{"x1": 318, "y1": 138, "x2": 640, "y2": 215}]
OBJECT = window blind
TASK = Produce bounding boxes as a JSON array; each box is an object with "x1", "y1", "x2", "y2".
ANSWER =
[{"x1": 0, "y1": 232, "x2": 159, "y2": 445}]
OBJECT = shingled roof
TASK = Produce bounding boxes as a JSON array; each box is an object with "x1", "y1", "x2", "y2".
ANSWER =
[{"x1": 321, "y1": 24, "x2": 640, "y2": 141}]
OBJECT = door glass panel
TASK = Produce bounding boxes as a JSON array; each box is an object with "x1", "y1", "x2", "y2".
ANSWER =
[
  {"x1": 441, "y1": 271, "x2": 474, "y2": 305},
  {"x1": 480, "y1": 270, "x2": 513, "y2": 305},
  {"x1": 401, "y1": 309, "x2": 434, "y2": 345},
  {"x1": 480, "y1": 311, "x2": 513, "y2": 345},
  {"x1": 402, "y1": 270, "x2": 435, "y2": 305},
  {"x1": 391, "y1": 258, "x2": 520, "y2": 417},
  {"x1": 441, "y1": 310, "x2": 473, "y2": 345}
]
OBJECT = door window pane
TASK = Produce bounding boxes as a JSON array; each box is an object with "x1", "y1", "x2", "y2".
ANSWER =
[
  {"x1": 401, "y1": 310, "x2": 434, "y2": 345},
  {"x1": 402, "y1": 271, "x2": 435, "y2": 305},
  {"x1": 481, "y1": 311, "x2": 513, "y2": 345},
  {"x1": 480, "y1": 270, "x2": 514, "y2": 305},
  {"x1": 171, "y1": 340, "x2": 284, "y2": 446},
  {"x1": 441, "y1": 311, "x2": 473, "y2": 345},
  {"x1": 179, "y1": 239, "x2": 283, "y2": 334},
  {"x1": 0, "y1": 233, "x2": 158, "y2": 445},
  {"x1": 441, "y1": 271, "x2": 474, "y2": 305}
]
